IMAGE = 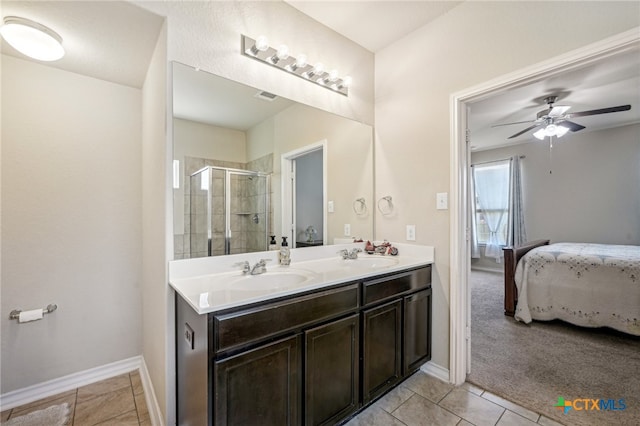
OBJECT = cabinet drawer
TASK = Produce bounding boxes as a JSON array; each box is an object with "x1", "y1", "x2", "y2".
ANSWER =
[
  {"x1": 214, "y1": 283, "x2": 359, "y2": 353},
  {"x1": 363, "y1": 266, "x2": 431, "y2": 307}
]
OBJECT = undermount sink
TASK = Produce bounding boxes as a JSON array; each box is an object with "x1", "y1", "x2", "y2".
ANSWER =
[
  {"x1": 227, "y1": 271, "x2": 314, "y2": 291},
  {"x1": 341, "y1": 256, "x2": 399, "y2": 269}
]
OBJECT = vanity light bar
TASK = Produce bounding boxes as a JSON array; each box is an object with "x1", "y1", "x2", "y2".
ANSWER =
[{"x1": 241, "y1": 35, "x2": 351, "y2": 97}]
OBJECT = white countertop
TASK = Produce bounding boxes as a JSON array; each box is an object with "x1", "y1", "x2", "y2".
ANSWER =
[{"x1": 169, "y1": 242, "x2": 434, "y2": 315}]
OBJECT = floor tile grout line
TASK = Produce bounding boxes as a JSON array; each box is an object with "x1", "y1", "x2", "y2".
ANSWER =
[{"x1": 129, "y1": 372, "x2": 142, "y2": 425}]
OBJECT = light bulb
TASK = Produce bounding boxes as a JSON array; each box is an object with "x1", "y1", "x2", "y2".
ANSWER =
[
  {"x1": 0, "y1": 16, "x2": 65, "y2": 61},
  {"x1": 556, "y1": 125, "x2": 570, "y2": 138},
  {"x1": 249, "y1": 35, "x2": 269, "y2": 55},
  {"x1": 312, "y1": 62, "x2": 324, "y2": 74},
  {"x1": 341, "y1": 76, "x2": 352, "y2": 88},
  {"x1": 287, "y1": 54, "x2": 307, "y2": 72},
  {"x1": 533, "y1": 129, "x2": 546, "y2": 140},
  {"x1": 328, "y1": 69, "x2": 339, "y2": 82},
  {"x1": 270, "y1": 44, "x2": 289, "y2": 64},
  {"x1": 544, "y1": 124, "x2": 558, "y2": 137}
]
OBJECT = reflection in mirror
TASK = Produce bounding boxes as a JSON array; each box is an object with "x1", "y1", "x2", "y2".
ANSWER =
[{"x1": 172, "y1": 62, "x2": 374, "y2": 259}]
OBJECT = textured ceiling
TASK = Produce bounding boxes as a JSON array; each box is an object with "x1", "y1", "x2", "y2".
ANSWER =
[
  {"x1": 0, "y1": 1, "x2": 164, "y2": 88},
  {"x1": 284, "y1": 1, "x2": 462, "y2": 52}
]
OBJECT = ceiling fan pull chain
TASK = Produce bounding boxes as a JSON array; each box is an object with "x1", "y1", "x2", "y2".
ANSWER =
[{"x1": 548, "y1": 137, "x2": 553, "y2": 175}]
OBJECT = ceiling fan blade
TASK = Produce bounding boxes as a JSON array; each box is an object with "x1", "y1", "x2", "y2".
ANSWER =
[
  {"x1": 569, "y1": 104, "x2": 631, "y2": 118},
  {"x1": 559, "y1": 120, "x2": 586, "y2": 132},
  {"x1": 548, "y1": 105, "x2": 570, "y2": 117},
  {"x1": 491, "y1": 120, "x2": 536, "y2": 128},
  {"x1": 508, "y1": 123, "x2": 544, "y2": 139}
]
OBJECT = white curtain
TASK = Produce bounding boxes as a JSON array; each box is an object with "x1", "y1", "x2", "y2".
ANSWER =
[
  {"x1": 470, "y1": 169, "x2": 480, "y2": 259},
  {"x1": 507, "y1": 156, "x2": 527, "y2": 247},
  {"x1": 472, "y1": 160, "x2": 510, "y2": 261},
  {"x1": 470, "y1": 156, "x2": 527, "y2": 262}
]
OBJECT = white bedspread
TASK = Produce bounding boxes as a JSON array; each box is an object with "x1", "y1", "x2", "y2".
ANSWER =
[{"x1": 514, "y1": 242, "x2": 640, "y2": 335}]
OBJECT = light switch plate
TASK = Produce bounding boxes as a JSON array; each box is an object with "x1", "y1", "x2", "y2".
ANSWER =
[
  {"x1": 406, "y1": 225, "x2": 416, "y2": 241},
  {"x1": 436, "y1": 192, "x2": 448, "y2": 210},
  {"x1": 328, "y1": 201, "x2": 334, "y2": 213},
  {"x1": 344, "y1": 224, "x2": 351, "y2": 237}
]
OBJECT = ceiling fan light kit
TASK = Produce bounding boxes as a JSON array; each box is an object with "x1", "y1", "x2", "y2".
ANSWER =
[{"x1": 493, "y1": 95, "x2": 631, "y2": 140}]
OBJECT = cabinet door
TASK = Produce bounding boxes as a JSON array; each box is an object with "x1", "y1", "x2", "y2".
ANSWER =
[
  {"x1": 214, "y1": 335, "x2": 300, "y2": 425},
  {"x1": 305, "y1": 314, "x2": 360, "y2": 426},
  {"x1": 404, "y1": 288, "x2": 432, "y2": 375},
  {"x1": 362, "y1": 299, "x2": 402, "y2": 404}
]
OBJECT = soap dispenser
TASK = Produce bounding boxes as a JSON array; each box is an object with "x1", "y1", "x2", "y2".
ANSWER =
[
  {"x1": 269, "y1": 235, "x2": 278, "y2": 251},
  {"x1": 279, "y1": 237, "x2": 290, "y2": 265}
]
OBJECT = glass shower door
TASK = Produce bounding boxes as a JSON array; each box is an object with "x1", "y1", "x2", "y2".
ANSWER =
[
  {"x1": 227, "y1": 171, "x2": 269, "y2": 255},
  {"x1": 190, "y1": 166, "x2": 269, "y2": 258}
]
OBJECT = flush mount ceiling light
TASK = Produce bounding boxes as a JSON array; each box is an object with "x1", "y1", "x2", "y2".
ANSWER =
[
  {"x1": 0, "y1": 16, "x2": 65, "y2": 61},
  {"x1": 241, "y1": 34, "x2": 351, "y2": 96}
]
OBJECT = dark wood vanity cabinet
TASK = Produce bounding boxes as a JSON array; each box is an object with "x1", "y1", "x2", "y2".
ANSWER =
[
  {"x1": 214, "y1": 335, "x2": 301, "y2": 425},
  {"x1": 362, "y1": 300, "x2": 402, "y2": 403},
  {"x1": 176, "y1": 264, "x2": 431, "y2": 426},
  {"x1": 361, "y1": 267, "x2": 432, "y2": 403},
  {"x1": 304, "y1": 314, "x2": 359, "y2": 426}
]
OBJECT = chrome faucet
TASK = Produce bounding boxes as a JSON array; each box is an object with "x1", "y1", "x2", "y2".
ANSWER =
[
  {"x1": 250, "y1": 259, "x2": 271, "y2": 275},
  {"x1": 338, "y1": 248, "x2": 362, "y2": 260},
  {"x1": 234, "y1": 261, "x2": 251, "y2": 274}
]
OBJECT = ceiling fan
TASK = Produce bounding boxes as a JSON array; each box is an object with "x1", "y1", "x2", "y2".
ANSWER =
[{"x1": 493, "y1": 96, "x2": 631, "y2": 140}]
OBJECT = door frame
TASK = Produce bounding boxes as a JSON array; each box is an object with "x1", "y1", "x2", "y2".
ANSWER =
[
  {"x1": 449, "y1": 29, "x2": 640, "y2": 385},
  {"x1": 282, "y1": 140, "x2": 328, "y2": 248}
]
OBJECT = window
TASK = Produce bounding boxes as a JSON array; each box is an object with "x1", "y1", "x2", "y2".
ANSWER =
[{"x1": 472, "y1": 161, "x2": 510, "y2": 246}]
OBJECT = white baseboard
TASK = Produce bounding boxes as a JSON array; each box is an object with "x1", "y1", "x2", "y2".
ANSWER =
[
  {"x1": 420, "y1": 361, "x2": 450, "y2": 383},
  {"x1": 139, "y1": 357, "x2": 164, "y2": 426},
  {"x1": 0, "y1": 355, "x2": 162, "y2": 426}
]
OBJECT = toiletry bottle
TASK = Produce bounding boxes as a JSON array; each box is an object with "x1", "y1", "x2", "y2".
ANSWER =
[
  {"x1": 279, "y1": 237, "x2": 290, "y2": 265},
  {"x1": 269, "y1": 235, "x2": 278, "y2": 251}
]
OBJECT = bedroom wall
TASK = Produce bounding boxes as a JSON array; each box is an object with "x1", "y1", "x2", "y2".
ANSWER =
[
  {"x1": 471, "y1": 123, "x2": 640, "y2": 246},
  {"x1": 374, "y1": 1, "x2": 640, "y2": 372}
]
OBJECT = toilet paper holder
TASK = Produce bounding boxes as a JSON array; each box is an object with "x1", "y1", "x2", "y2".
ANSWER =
[{"x1": 9, "y1": 304, "x2": 57, "y2": 320}]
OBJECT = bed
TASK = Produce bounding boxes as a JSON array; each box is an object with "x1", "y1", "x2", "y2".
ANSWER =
[{"x1": 503, "y1": 240, "x2": 640, "y2": 336}]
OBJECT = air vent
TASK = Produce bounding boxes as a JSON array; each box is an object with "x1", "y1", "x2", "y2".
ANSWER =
[{"x1": 254, "y1": 91, "x2": 278, "y2": 102}]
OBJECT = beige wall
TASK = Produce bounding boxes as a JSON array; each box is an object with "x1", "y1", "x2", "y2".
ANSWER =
[
  {"x1": 1, "y1": 55, "x2": 142, "y2": 391},
  {"x1": 136, "y1": 1, "x2": 375, "y2": 125},
  {"x1": 141, "y1": 22, "x2": 169, "y2": 423},
  {"x1": 374, "y1": 1, "x2": 640, "y2": 370},
  {"x1": 471, "y1": 123, "x2": 640, "y2": 246}
]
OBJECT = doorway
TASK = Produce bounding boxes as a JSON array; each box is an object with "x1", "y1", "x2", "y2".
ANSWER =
[
  {"x1": 449, "y1": 30, "x2": 639, "y2": 384},
  {"x1": 282, "y1": 141, "x2": 328, "y2": 248}
]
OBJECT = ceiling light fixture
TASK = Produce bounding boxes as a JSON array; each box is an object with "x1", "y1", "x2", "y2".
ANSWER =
[
  {"x1": 241, "y1": 34, "x2": 351, "y2": 96},
  {"x1": 533, "y1": 120, "x2": 570, "y2": 140},
  {"x1": 0, "y1": 16, "x2": 65, "y2": 61}
]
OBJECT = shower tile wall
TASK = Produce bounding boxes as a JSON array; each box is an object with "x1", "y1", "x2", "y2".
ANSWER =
[{"x1": 174, "y1": 154, "x2": 273, "y2": 259}]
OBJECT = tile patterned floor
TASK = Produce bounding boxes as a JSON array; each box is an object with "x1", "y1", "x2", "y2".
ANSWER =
[
  {"x1": 0, "y1": 371, "x2": 149, "y2": 426},
  {"x1": 347, "y1": 372, "x2": 566, "y2": 426},
  {"x1": 2, "y1": 370, "x2": 561, "y2": 426}
]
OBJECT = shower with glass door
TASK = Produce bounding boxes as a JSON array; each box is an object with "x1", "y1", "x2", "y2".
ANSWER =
[{"x1": 190, "y1": 166, "x2": 270, "y2": 257}]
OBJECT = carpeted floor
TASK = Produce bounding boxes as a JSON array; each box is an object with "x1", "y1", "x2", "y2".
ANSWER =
[{"x1": 467, "y1": 270, "x2": 640, "y2": 426}]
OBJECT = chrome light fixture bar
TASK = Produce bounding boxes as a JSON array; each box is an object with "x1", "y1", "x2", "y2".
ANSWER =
[{"x1": 242, "y1": 34, "x2": 351, "y2": 96}]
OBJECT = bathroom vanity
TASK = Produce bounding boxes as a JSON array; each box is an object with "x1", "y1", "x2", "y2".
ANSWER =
[{"x1": 170, "y1": 243, "x2": 433, "y2": 425}]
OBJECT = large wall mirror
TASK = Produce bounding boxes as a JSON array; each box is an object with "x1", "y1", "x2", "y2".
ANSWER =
[{"x1": 172, "y1": 62, "x2": 374, "y2": 259}]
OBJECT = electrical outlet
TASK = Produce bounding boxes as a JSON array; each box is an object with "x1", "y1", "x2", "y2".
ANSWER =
[
  {"x1": 184, "y1": 323, "x2": 194, "y2": 350},
  {"x1": 344, "y1": 224, "x2": 351, "y2": 237},
  {"x1": 436, "y1": 192, "x2": 448, "y2": 210},
  {"x1": 406, "y1": 225, "x2": 416, "y2": 241}
]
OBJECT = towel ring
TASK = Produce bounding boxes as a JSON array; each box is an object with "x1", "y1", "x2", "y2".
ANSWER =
[
  {"x1": 353, "y1": 198, "x2": 367, "y2": 215},
  {"x1": 377, "y1": 196, "x2": 393, "y2": 215}
]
